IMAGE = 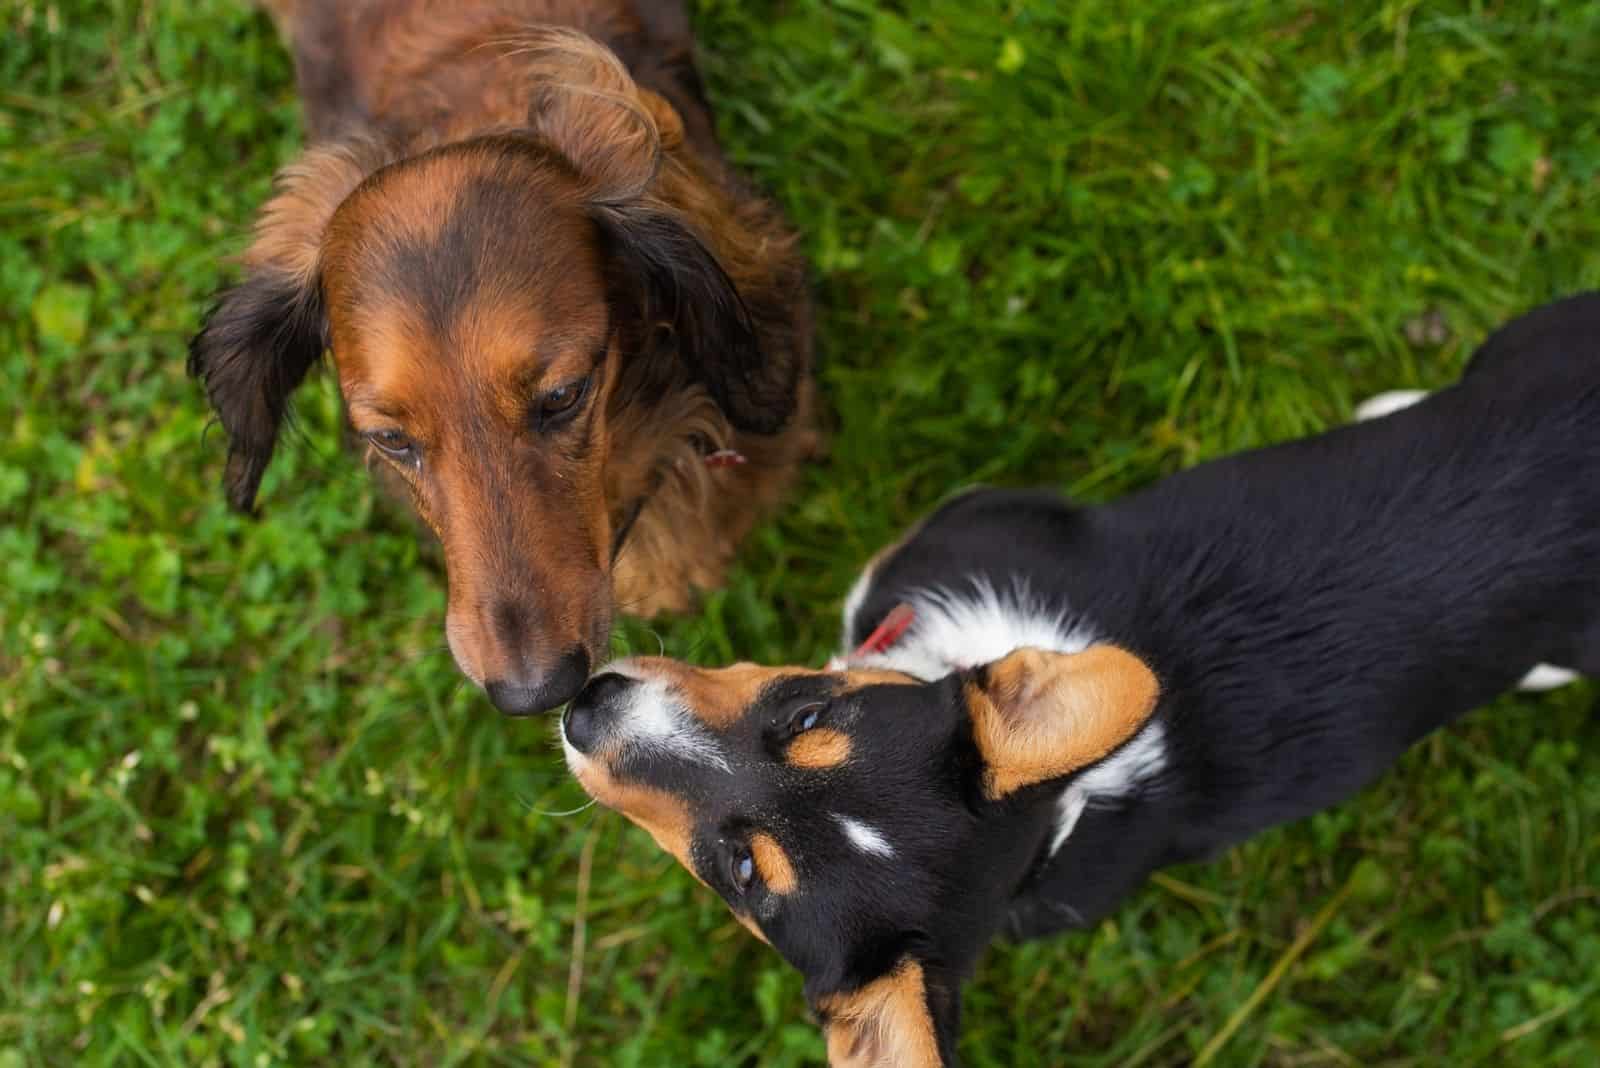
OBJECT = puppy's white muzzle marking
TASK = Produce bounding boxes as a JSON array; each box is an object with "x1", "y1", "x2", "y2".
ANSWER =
[{"x1": 602, "y1": 662, "x2": 732, "y2": 773}]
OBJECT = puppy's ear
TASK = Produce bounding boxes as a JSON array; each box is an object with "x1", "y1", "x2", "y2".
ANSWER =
[
  {"x1": 815, "y1": 960, "x2": 958, "y2": 1068},
  {"x1": 964, "y1": 646, "x2": 1160, "y2": 800},
  {"x1": 593, "y1": 205, "x2": 794, "y2": 433},
  {"x1": 188, "y1": 141, "x2": 384, "y2": 512}
]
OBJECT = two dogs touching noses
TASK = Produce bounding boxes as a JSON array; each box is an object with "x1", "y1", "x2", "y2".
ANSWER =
[{"x1": 191, "y1": 3, "x2": 1599, "y2": 1066}]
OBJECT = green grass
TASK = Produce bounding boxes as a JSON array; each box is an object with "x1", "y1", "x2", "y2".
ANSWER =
[{"x1": 4, "y1": 0, "x2": 1600, "y2": 1064}]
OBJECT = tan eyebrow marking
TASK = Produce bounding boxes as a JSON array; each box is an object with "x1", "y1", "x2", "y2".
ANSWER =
[
  {"x1": 786, "y1": 727, "x2": 852, "y2": 769},
  {"x1": 749, "y1": 831, "x2": 797, "y2": 895}
]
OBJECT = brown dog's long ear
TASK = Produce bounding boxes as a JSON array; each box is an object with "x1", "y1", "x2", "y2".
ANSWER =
[
  {"x1": 517, "y1": 29, "x2": 797, "y2": 434},
  {"x1": 817, "y1": 960, "x2": 955, "y2": 1068},
  {"x1": 188, "y1": 141, "x2": 384, "y2": 511},
  {"x1": 593, "y1": 205, "x2": 794, "y2": 434},
  {"x1": 189, "y1": 270, "x2": 326, "y2": 512},
  {"x1": 965, "y1": 645, "x2": 1161, "y2": 799}
]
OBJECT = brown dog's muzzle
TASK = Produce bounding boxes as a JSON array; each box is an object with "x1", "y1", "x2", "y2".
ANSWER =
[
  {"x1": 447, "y1": 583, "x2": 608, "y2": 715},
  {"x1": 440, "y1": 487, "x2": 613, "y2": 716},
  {"x1": 485, "y1": 642, "x2": 592, "y2": 717}
]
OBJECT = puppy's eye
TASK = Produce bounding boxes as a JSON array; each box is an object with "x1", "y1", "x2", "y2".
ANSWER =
[
  {"x1": 368, "y1": 429, "x2": 415, "y2": 461},
  {"x1": 787, "y1": 702, "x2": 825, "y2": 736},
  {"x1": 536, "y1": 373, "x2": 592, "y2": 429},
  {"x1": 730, "y1": 847, "x2": 755, "y2": 895}
]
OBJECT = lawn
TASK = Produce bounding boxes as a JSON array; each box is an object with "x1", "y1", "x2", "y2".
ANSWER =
[{"x1": 3, "y1": 0, "x2": 1599, "y2": 1064}]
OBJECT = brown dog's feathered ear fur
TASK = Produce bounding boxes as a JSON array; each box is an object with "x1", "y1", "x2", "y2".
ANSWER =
[
  {"x1": 517, "y1": 28, "x2": 799, "y2": 434},
  {"x1": 594, "y1": 205, "x2": 794, "y2": 434},
  {"x1": 188, "y1": 140, "x2": 389, "y2": 512},
  {"x1": 965, "y1": 646, "x2": 1161, "y2": 799},
  {"x1": 521, "y1": 26, "x2": 665, "y2": 201},
  {"x1": 189, "y1": 272, "x2": 326, "y2": 512},
  {"x1": 816, "y1": 960, "x2": 950, "y2": 1068}
]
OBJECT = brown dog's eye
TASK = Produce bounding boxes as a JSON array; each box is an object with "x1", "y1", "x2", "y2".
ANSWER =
[
  {"x1": 368, "y1": 429, "x2": 416, "y2": 461},
  {"x1": 730, "y1": 847, "x2": 755, "y2": 894},
  {"x1": 535, "y1": 373, "x2": 592, "y2": 430}
]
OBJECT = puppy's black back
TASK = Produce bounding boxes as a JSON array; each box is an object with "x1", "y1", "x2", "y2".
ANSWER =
[{"x1": 854, "y1": 294, "x2": 1600, "y2": 925}]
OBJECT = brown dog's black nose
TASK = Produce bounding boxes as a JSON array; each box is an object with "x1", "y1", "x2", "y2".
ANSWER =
[
  {"x1": 563, "y1": 671, "x2": 634, "y2": 753},
  {"x1": 486, "y1": 646, "x2": 590, "y2": 716}
]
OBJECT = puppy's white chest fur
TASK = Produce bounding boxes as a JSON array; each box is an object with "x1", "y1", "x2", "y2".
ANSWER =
[{"x1": 840, "y1": 578, "x2": 1168, "y2": 856}]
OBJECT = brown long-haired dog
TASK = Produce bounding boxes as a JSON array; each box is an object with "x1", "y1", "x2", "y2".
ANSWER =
[{"x1": 189, "y1": 1, "x2": 814, "y2": 714}]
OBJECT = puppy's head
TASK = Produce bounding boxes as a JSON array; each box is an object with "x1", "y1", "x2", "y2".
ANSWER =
[
  {"x1": 561, "y1": 647, "x2": 1159, "y2": 1066},
  {"x1": 189, "y1": 30, "x2": 797, "y2": 715}
]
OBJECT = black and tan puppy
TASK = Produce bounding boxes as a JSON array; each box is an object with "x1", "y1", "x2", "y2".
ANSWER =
[
  {"x1": 559, "y1": 293, "x2": 1600, "y2": 1065},
  {"x1": 190, "y1": 1, "x2": 813, "y2": 714}
]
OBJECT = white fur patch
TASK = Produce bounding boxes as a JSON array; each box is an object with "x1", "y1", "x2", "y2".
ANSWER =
[
  {"x1": 843, "y1": 578, "x2": 1098, "y2": 682},
  {"x1": 559, "y1": 732, "x2": 589, "y2": 777},
  {"x1": 834, "y1": 814, "x2": 895, "y2": 859},
  {"x1": 599, "y1": 662, "x2": 731, "y2": 772},
  {"x1": 1049, "y1": 721, "x2": 1168, "y2": 856},
  {"x1": 1517, "y1": 664, "x2": 1581, "y2": 691},
  {"x1": 1354, "y1": 389, "x2": 1429, "y2": 422}
]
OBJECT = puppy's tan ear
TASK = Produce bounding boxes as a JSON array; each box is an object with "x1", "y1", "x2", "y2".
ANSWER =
[
  {"x1": 965, "y1": 646, "x2": 1160, "y2": 799},
  {"x1": 521, "y1": 28, "x2": 666, "y2": 201},
  {"x1": 818, "y1": 961, "x2": 945, "y2": 1068}
]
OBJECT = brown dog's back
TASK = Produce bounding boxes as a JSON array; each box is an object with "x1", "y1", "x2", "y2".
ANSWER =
[{"x1": 258, "y1": 0, "x2": 716, "y2": 152}]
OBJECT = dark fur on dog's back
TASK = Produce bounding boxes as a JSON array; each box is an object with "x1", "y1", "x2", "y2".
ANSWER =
[{"x1": 563, "y1": 294, "x2": 1600, "y2": 1065}]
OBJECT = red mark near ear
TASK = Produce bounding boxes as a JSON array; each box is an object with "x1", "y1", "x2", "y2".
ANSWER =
[
  {"x1": 704, "y1": 449, "x2": 747, "y2": 468},
  {"x1": 852, "y1": 603, "x2": 915, "y2": 658}
]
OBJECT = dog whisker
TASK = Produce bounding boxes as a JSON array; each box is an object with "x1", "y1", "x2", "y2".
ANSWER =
[{"x1": 521, "y1": 795, "x2": 598, "y2": 819}]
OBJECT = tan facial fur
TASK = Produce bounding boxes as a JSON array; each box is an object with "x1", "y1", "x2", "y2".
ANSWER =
[
  {"x1": 565, "y1": 751, "x2": 695, "y2": 874},
  {"x1": 620, "y1": 658, "x2": 911, "y2": 730},
  {"x1": 749, "y1": 832, "x2": 797, "y2": 895},
  {"x1": 820, "y1": 960, "x2": 941, "y2": 1068},
  {"x1": 786, "y1": 728, "x2": 853, "y2": 770}
]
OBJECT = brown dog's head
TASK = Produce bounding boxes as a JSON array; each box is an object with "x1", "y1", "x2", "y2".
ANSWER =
[
  {"x1": 560, "y1": 648, "x2": 1160, "y2": 1065},
  {"x1": 189, "y1": 32, "x2": 800, "y2": 713}
]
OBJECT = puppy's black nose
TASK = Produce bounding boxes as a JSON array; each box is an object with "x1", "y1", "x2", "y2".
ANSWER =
[
  {"x1": 486, "y1": 646, "x2": 591, "y2": 716},
  {"x1": 564, "y1": 671, "x2": 633, "y2": 753}
]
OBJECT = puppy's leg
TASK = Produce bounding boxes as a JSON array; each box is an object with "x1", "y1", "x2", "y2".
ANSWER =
[
  {"x1": 1517, "y1": 665, "x2": 1582, "y2": 691},
  {"x1": 1354, "y1": 389, "x2": 1430, "y2": 422}
]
